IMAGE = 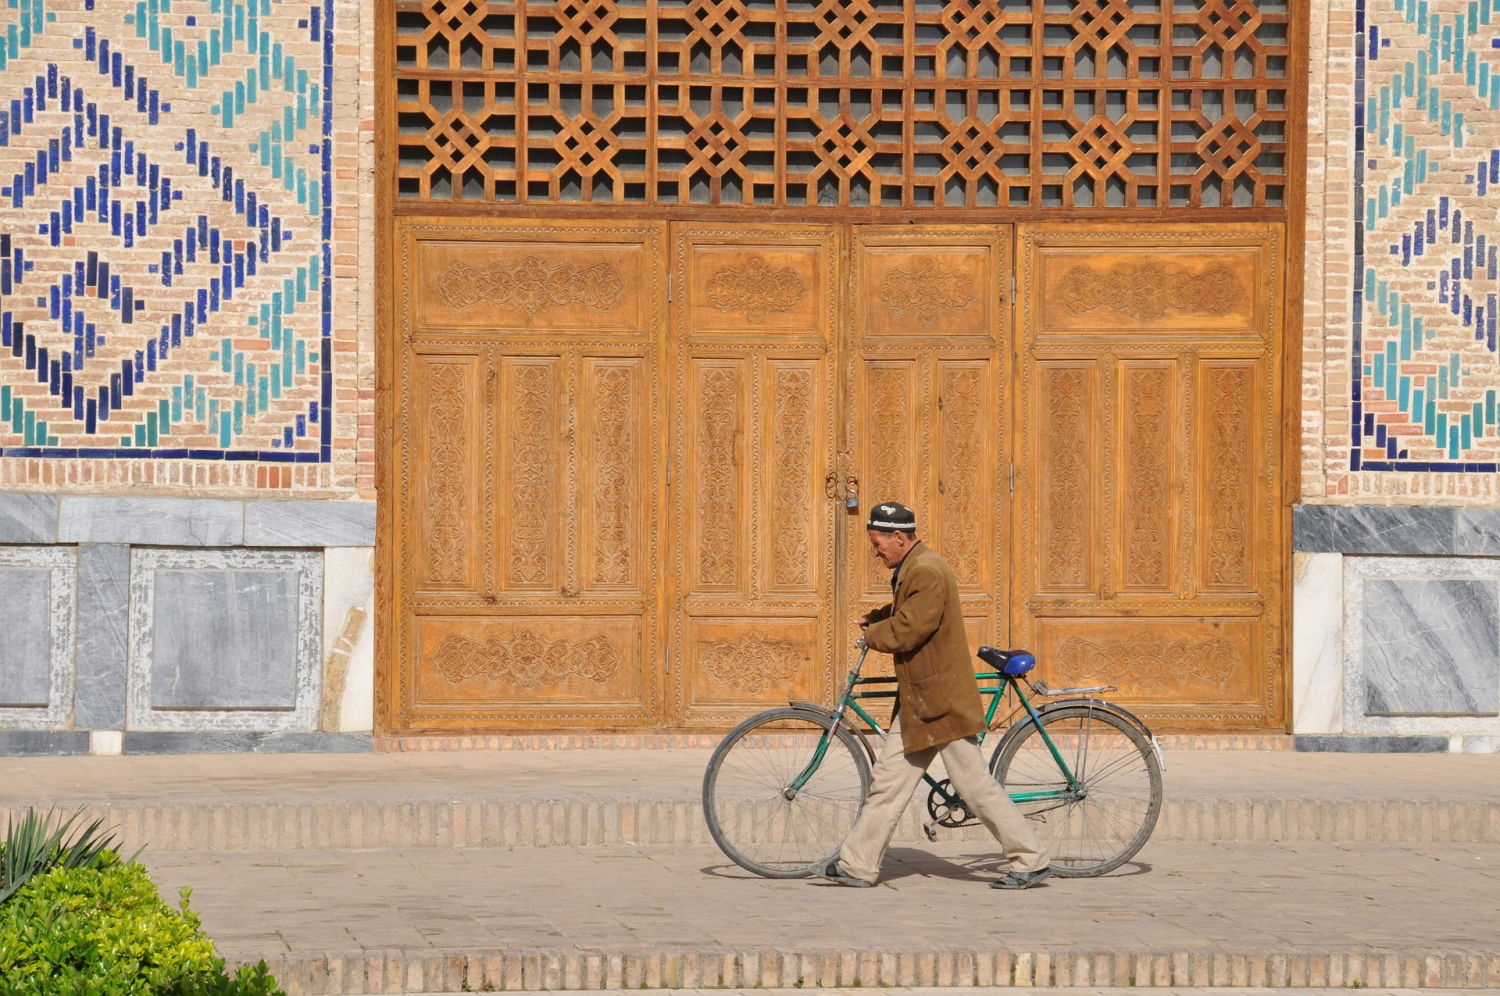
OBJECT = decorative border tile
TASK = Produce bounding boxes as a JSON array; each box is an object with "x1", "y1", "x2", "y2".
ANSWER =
[
  {"x1": 126, "y1": 546, "x2": 321, "y2": 732},
  {"x1": 0, "y1": 545, "x2": 76, "y2": 729}
]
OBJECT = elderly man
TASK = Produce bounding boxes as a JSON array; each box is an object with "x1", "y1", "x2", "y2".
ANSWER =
[{"x1": 818, "y1": 502, "x2": 1052, "y2": 890}]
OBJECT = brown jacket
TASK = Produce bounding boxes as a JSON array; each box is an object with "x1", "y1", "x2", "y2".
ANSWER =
[{"x1": 862, "y1": 541, "x2": 985, "y2": 753}]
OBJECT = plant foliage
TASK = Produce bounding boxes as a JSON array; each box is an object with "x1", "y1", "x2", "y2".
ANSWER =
[
  {"x1": 0, "y1": 859, "x2": 284, "y2": 996},
  {"x1": 0, "y1": 806, "x2": 129, "y2": 906}
]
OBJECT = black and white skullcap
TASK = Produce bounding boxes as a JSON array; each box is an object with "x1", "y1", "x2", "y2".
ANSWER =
[{"x1": 866, "y1": 502, "x2": 917, "y2": 533}]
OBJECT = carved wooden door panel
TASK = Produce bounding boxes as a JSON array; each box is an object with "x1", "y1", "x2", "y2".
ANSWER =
[
  {"x1": 388, "y1": 219, "x2": 667, "y2": 732},
  {"x1": 1014, "y1": 224, "x2": 1285, "y2": 730},
  {"x1": 669, "y1": 225, "x2": 841, "y2": 727},
  {"x1": 843, "y1": 226, "x2": 1014, "y2": 696}
]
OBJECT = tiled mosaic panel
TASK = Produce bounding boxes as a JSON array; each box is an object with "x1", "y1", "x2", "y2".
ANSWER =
[
  {"x1": 1354, "y1": 0, "x2": 1500, "y2": 472},
  {"x1": 0, "y1": 0, "x2": 333, "y2": 461}
]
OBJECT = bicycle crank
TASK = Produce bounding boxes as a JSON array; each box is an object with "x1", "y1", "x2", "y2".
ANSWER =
[{"x1": 925, "y1": 779, "x2": 976, "y2": 829}]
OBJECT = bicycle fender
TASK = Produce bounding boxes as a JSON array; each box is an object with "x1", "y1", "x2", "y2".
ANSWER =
[
  {"x1": 1033, "y1": 699, "x2": 1164, "y2": 772},
  {"x1": 788, "y1": 701, "x2": 878, "y2": 762}
]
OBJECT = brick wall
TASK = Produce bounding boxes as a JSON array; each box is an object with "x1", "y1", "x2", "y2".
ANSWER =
[
  {"x1": 1304, "y1": 0, "x2": 1500, "y2": 503},
  {"x1": 0, "y1": 0, "x2": 373, "y2": 498}
]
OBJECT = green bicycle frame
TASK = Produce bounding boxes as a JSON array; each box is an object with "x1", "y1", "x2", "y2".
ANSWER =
[{"x1": 786, "y1": 648, "x2": 1083, "y2": 807}]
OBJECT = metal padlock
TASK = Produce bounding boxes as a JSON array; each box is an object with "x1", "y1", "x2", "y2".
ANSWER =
[{"x1": 844, "y1": 474, "x2": 859, "y2": 510}]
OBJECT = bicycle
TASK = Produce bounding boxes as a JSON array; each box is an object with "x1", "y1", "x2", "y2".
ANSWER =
[{"x1": 702, "y1": 642, "x2": 1164, "y2": 879}]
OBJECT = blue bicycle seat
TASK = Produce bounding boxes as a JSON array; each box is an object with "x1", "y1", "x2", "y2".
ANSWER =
[{"x1": 977, "y1": 646, "x2": 1036, "y2": 676}]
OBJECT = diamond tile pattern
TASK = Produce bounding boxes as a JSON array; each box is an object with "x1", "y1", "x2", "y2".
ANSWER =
[{"x1": 0, "y1": 0, "x2": 333, "y2": 462}]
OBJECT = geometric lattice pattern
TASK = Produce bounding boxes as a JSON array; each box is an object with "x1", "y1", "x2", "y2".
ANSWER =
[
  {"x1": 391, "y1": 0, "x2": 1291, "y2": 210},
  {"x1": 1353, "y1": 0, "x2": 1499, "y2": 472},
  {"x1": 0, "y1": 0, "x2": 333, "y2": 462}
]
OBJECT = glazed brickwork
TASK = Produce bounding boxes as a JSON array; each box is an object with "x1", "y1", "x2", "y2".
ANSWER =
[
  {"x1": 0, "y1": 0, "x2": 371, "y2": 495},
  {"x1": 1306, "y1": 0, "x2": 1500, "y2": 501}
]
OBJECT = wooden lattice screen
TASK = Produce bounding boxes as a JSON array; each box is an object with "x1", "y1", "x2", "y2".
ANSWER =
[{"x1": 390, "y1": 0, "x2": 1291, "y2": 210}]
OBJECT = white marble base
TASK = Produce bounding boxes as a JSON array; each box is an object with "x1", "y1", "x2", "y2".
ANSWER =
[
  {"x1": 323, "y1": 547, "x2": 375, "y2": 732},
  {"x1": 1292, "y1": 552, "x2": 1344, "y2": 734},
  {"x1": 89, "y1": 730, "x2": 123, "y2": 755}
]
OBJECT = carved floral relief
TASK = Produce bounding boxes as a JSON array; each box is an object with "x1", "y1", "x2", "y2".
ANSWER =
[
  {"x1": 508, "y1": 364, "x2": 553, "y2": 586},
  {"x1": 1057, "y1": 263, "x2": 1241, "y2": 323},
  {"x1": 430, "y1": 631, "x2": 624, "y2": 687},
  {"x1": 1124, "y1": 368, "x2": 1171, "y2": 589},
  {"x1": 699, "y1": 366, "x2": 740, "y2": 586},
  {"x1": 702, "y1": 632, "x2": 805, "y2": 694},
  {"x1": 424, "y1": 363, "x2": 468, "y2": 585},
  {"x1": 939, "y1": 368, "x2": 982, "y2": 584},
  {"x1": 1042, "y1": 368, "x2": 1087, "y2": 587},
  {"x1": 1207, "y1": 368, "x2": 1252, "y2": 586},
  {"x1": 593, "y1": 365, "x2": 635, "y2": 585},
  {"x1": 1052, "y1": 634, "x2": 1239, "y2": 691},
  {"x1": 879, "y1": 258, "x2": 976, "y2": 322},
  {"x1": 772, "y1": 368, "x2": 814, "y2": 588},
  {"x1": 436, "y1": 256, "x2": 626, "y2": 317},
  {"x1": 705, "y1": 256, "x2": 806, "y2": 323}
]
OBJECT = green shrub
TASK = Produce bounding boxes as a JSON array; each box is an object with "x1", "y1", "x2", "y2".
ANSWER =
[
  {"x1": 0, "y1": 806, "x2": 127, "y2": 905},
  {"x1": 0, "y1": 858, "x2": 283, "y2": 996}
]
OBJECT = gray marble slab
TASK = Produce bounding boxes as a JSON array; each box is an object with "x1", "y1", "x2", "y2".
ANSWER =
[
  {"x1": 1456, "y1": 509, "x2": 1500, "y2": 555},
  {"x1": 58, "y1": 497, "x2": 243, "y2": 546},
  {"x1": 150, "y1": 568, "x2": 301, "y2": 710},
  {"x1": 1291, "y1": 504, "x2": 1344, "y2": 552},
  {"x1": 122, "y1": 732, "x2": 373, "y2": 754},
  {"x1": 1339, "y1": 506, "x2": 1455, "y2": 554},
  {"x1": 1293, "y1": 735, "x2": 1449, "y2": 753},
  {"x1": 74, "y1": 545, "x2": 130, "y2": 729},
  {"x1": 244, "y1": 500, "x2": 375, "y2": 547},
  {"x1": 1360, "y1": 578, "x2": 1499, "y2": 716},
  {"x1": 0, "y1": 548, "x2": 75, "y2": 730},
  {"x1": 0, "y1": 493, "x2": 57, "y2": 543},
  {"x1": 0, "y1": 567, "x2": 57, "y2": 707},
  {"x1": 0, "y1": 731, "x2": 90, "y2": 756},
  {"x1": 127, "y1": 548, "x2": 321, "y2": 732}
]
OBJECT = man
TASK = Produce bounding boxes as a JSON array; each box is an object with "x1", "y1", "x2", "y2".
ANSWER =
[{"x1": 818, "y1": 502, "x2": 1052, "y2": 890}]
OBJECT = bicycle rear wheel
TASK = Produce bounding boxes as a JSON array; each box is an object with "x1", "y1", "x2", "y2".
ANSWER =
[
  {"x1": 702, "y1": 707, "x2": 872, "y2": 878},
  {"x1": 990, "y1": 704, "x2": 1162, "y2": 878}
]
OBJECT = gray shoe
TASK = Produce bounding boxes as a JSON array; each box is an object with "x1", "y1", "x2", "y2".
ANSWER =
[
  {"x1": 817, "y1": 859, "x2": 875, "y2": 888},
  {"x1": 990, "y1": 867, "x2": 1052, "y2": 890}
]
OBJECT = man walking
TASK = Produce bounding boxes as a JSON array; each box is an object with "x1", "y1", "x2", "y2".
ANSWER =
[{"x1": 818, "y1": 502, "x2": 1052, "y2": 890}]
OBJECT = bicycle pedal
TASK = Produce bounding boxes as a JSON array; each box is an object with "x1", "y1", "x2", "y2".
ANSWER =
[{"x1": 922, "y1": 822, "x2": 938, "y2": 842}]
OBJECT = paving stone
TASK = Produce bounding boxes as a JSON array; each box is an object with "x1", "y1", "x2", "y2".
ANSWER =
[{"x1": 138, "y1": 840, "x2": 1500, "y2": 995}]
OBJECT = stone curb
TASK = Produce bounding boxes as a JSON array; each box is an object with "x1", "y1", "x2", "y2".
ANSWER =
[
  {"x1": 12, "y1": 797, "x2": 1497, "y2": 852},
  {"x1": 243, "y1": 948, "x2": 1500, "y2": 995}
]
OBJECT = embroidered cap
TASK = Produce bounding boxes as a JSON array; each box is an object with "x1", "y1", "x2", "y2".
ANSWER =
[{"x1": 866, "y1": 502, "x2": 917, "y2": 533}]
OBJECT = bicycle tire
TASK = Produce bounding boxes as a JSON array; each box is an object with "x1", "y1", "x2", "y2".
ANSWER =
[
  {"x1": 702, "y1": 707, "x2": 872, "y2": 879},
  {"x1": 990, "y1": 704, "x2": 1162, "y2": 878}
]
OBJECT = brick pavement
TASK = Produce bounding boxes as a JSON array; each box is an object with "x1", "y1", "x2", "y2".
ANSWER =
[
  {"x1": 140, "y1": 838, "x2": 1500, "y2": 993},
  {"x1": 6, "y1": 749, "x2": 1499, "y2": 852}
]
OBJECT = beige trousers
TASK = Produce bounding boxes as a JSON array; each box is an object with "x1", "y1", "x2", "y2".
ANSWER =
[{"x1": 837, "y1": 716, "x2": 1049, "y2": 883}]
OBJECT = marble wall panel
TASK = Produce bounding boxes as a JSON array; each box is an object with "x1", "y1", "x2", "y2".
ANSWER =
[
  {"x1": 0, "y1": 548, "x2": 76, "y2": 729},
  {"x1": 127, "y1": 549, "x2": 322, "y2": 732},
  {"x1": 1344, "y1": 556, "x2": 1500, "y2": 736},
  {"x1": 60, "y1": 498, "x2": 243, "y2": 546},
  {"x1": 74, "y1": 545, "x2": 129, "y2": 729},
  {"x1": 0, "y1": 494, "x2": 57, "y2": 543}
]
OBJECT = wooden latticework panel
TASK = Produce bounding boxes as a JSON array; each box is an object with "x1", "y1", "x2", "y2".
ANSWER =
[{"x1": 389, "y1": 0, "x2": 1293, "y2": 210}]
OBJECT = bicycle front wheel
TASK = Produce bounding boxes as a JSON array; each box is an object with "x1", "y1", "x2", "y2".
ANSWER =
[
  {"x1": 702, "y1": 707, "x2": 872, "y2": 878},
  {"x1": 990, "y1": 704, "x2": 1162, "y2": 878}
]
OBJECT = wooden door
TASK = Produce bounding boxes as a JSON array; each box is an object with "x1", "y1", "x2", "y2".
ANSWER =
[
  {"x1": 843, "y1": 226, "x2": 1014, "y2": 693},
  {"x1": 669, "y1": 225, "x2": 842, "y2": 726},
  {"x1": 388, "y1": 219, "x2": 668, "y2": 732},
  {"x1": 1014, "y1": 224, "x2": 1285, "y2": 730}
]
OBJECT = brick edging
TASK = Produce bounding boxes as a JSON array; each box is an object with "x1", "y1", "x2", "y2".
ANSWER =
[{"x1": 248, "y1": 946, "x2": 1500, "y2": 995}]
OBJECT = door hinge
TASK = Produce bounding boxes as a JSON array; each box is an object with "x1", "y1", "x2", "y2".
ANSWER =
[
  {"x1": 1010, "y1": 275, "x2": 1017, "y2": 301},
  {"x1": 665, "y1": 648, "x2": 671, "y2": 674},
  {"x1": 667, "y1": 273, "x2": 673, "y2": 302},
  {"x1": 667, "y1": 457, "x2": 672, "y2": 486},
  {"x1": 1009, "y1": 463, "x2": 1015, "y2": 492}
]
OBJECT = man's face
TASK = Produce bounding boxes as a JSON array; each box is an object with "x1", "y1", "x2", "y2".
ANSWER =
[{"x1": 867, "y1": 528, "x2": 912, "y2": 568}]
